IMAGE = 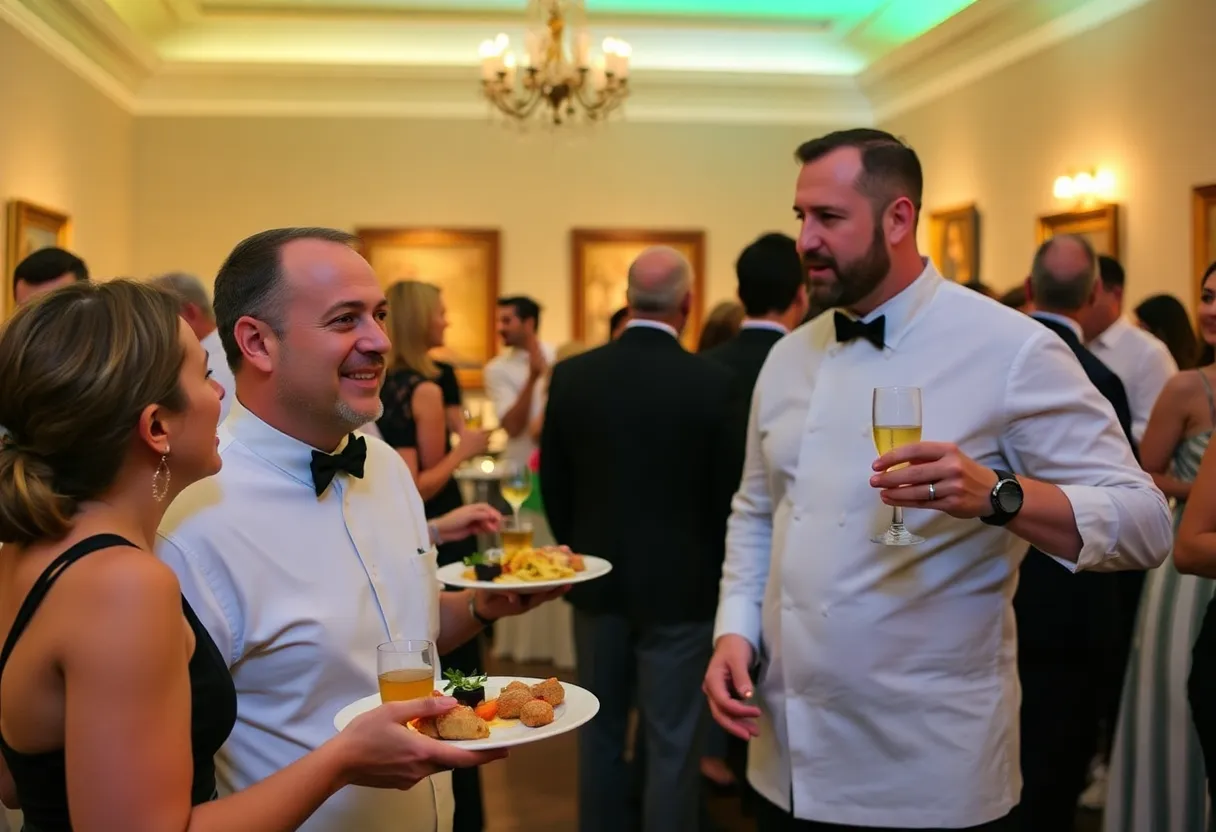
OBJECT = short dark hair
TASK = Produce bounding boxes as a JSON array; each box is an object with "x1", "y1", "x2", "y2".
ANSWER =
[
  {"x1": 1098, "y1": 255, "x2": 1125, "y2": 290},
  {"x1": 213, "y1": 227, "x2": 358, "y2": 370},
  {"x1": 1030, "y1": 234, "x2": 1097, "y2": 312},
  {"x1": 13, "y1": 248, "x2": 88, "y2": 294},
  {"x1": 735, "y1": 233, "x2": 803, "y2": 317},
  {"x1": 963, "y1": 280, "x2": 995, "y2": 298},
  {"x1": 999, "y1": 286, "x2": 1027, "y2": 309},
  {"x1": 497, "y1": 296, "x2": 541, "y2": 329},
  {"x1": 794, "y1": 128, "x2": 923, "y2": 218}
]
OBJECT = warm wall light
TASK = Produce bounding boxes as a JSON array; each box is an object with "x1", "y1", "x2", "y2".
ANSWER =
[{"x1": 1053, "y1": 169, "x2": 1116, "y2": 205}]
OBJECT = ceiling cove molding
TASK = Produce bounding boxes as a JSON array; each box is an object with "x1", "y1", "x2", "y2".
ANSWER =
[
  {"x1": 866, "y1": 0, "x2": 1151, "y2": 123},
  {"x1": 0, "y1": 0, "x2": 139, "y2": 110}
]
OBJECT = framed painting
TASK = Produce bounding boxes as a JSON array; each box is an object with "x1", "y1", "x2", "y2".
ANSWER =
[
  {"x1": 928, "y1": 203, "x2": 979, "y2": 284},
  {"x1": 1193, "y1": 184, "x2": 1216, "y2": 309},
  {"x1": 5, "y1": 200, "x2": 71, "y2": 316},
  {"x1": 1036, "y1": 204, "x2": 1120, "y2": 259},
  {"x1": 571, "y1": 228, "x2": 705, "y2": 349},
  {"x1": 356, "y1": 227, "x2": 499, "y2": 390}
]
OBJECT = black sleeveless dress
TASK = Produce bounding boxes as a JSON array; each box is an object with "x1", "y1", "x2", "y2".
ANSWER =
[{"x1": 0, "y1": 534, "x2": 237, "y2": 831}]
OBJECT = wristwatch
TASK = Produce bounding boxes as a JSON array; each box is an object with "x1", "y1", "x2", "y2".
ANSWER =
[
  {"x1": 469, "y1": 594, "x2": 495, "y2": 628},
  {"x1": 980, "y1": 469, "x2": 1024, "y2": 527}
]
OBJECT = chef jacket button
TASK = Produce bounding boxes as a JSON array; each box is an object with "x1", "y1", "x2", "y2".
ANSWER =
[{"x1": 838, "y1": 513, "x2": 846, "y2": 526}]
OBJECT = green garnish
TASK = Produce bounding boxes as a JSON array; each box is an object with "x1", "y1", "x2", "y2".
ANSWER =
[
  {"x1": 443, "y1": 668, "x2": 488, "y2": 692},
  {"x1": 462, "y1": 552, "x2": 490, "y2": 566}
]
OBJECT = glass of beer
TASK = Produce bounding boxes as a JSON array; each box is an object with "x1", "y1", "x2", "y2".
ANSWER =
[
  {"x1": 377, "y1": 640, "x2": 436, "y2": 702},
  {"x1": 501, "y1": 516, "x2": 534, "y2": 554},
  {"x1": 462, "y1": 403, "x2": 482, "y2": 430},
  {"x1": 872, "y1": 386, "x2": 924, "y2": 546}
]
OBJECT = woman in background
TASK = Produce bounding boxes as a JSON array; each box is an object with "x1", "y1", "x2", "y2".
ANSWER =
[
  {"x1": 0, "y1": 280, "x2": 479, "y2": 832},
  {"x1": 1137, "y1": 293, "x2": 1202, "y2": 370},
  {"x1": 378, "y1": 279, "x2": 490, "y2": 832},
  {"x1": 1105, "y1": 264, "x2": 1216, "y2": 832},
  {"x1": 696, "y1": 301, "x2": 744, "y2": 353}
]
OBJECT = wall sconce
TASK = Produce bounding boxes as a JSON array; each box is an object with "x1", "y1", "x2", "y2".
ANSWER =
[{"x1": 1052, "y1": 169, "x2": 1116, "y2": 206}]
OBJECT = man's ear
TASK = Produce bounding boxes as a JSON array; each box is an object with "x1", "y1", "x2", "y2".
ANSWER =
[
  {"x1": 1023, "y1": 276, "x2": 1035, "y2": 304},
  {"x1": 233, "y1": 316, "x2": 277, "y2": 374}
]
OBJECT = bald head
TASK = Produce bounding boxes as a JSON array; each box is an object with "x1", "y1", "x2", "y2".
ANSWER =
[
  {"x1": 1028, "y1": 234, "x2": 1097, "y2": 313},
  {"x1": 627, "y1": 246, "x2": 692, "y2": 318}
]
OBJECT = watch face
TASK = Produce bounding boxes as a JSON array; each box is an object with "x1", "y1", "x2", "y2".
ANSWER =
[{"x1": 996, "y1": 480, "x2": 1024, "y2": 512}]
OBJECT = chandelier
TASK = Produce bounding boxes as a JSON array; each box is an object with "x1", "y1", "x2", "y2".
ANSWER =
[{"x1": 477, "y1": 0, "x2": 631, "y2": 125}]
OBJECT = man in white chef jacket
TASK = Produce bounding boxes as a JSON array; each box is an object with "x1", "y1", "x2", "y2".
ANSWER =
[
  {"x1": 703, "y1": 130, "x2": 1173, "y2": 831},
  {"x1": 157, "y1": 227, "x2": 567, "y2": 832}
]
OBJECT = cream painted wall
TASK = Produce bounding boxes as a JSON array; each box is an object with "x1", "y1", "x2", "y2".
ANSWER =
[
  {"x1": 132, "y1": 117, "x2": 820, "y2": 343},
  {"x1": 0, "y1": 16, "x2": 133, "y2": 288},
  {"x1": 883, "y1": 0, "x2": 1216, "y2": 311}
]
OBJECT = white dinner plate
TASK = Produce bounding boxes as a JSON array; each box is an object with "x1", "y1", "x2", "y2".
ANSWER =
[
  {"x1": 333, "y1": 676, "x2": 600, "y2": 750},
  {"x1": 435, "y1": 555, "x2": 612, "y2": 594}
]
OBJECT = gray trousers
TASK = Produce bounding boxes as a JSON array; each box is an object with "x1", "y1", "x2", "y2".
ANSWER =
[{"x1": 573, "y1": 610, "x2": 713, "y2": 832}]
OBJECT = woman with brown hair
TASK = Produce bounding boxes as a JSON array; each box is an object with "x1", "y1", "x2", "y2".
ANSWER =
[
  {"x1": 696, "y1": 301, "x2": 744, "y2": 353},
  {"x1": 0, "y1": 280, "x2": 490, "y2": 832}
]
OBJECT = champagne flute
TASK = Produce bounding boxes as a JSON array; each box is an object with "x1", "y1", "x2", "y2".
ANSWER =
[
  {"x1": 499, "y1": 459, "x2": 532, "y2": 529},
  {"x1": 872, "y1": 386, "x2": 925, "y2": 546}
]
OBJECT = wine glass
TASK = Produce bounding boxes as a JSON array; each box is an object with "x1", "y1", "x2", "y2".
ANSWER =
[
  {"x1": 871, "y1": 386, "x2": 924, "y2": 546},
  {"x1": 499, "y1": 459, "x2": 533, "y2": 529}
]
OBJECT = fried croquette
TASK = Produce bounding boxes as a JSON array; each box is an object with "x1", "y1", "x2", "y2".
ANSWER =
[
  {"x1": 496, "y1": 685, "x2": 534, "y2": 719},
  {"x1": 414, "y1": 717, "x2": 441, "y2": 739},
  {"x1": 519, "y1": 699, "x2": 555, "y2": 728},
  {"x1": 504, "y1": 680, "x2": 529, "y2": 693},
  {"x1": 435, "y1": 705, "x2": 490, "y2": 740},
  {"x1": 530, "y1": 677, "x2": 565, "y2": 707}
]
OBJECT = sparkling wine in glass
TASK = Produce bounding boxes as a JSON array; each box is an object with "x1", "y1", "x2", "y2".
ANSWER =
[
  {"x1": 872, "y1": 386, "x2": 925, "y2": 546},
  {"x1": 499, "y1": 460, "x2": 533, "y2": 528}
]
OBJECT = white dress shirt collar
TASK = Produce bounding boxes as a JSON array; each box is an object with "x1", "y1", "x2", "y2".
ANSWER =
[
  {"x1": 836, "y1": 258, "x2": 943, "y2": 351},
  {"x1": 624, "y1": 319, "x2": 679, "y2": 339},
  {"x1": 1030, "y1": 311, "x2": 1084, "y2": 340},
  {"x1": 1092, "y1": 315, "x2": 1132, "y2": 349},
  {"x1": 742, "y1": 319, "x2": 790, "y2": 335},
  {"x1": 225, "y1": 401, "x2": 356, "y2": 490}
]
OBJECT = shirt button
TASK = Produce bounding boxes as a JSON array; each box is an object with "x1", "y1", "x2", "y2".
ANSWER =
[{"x1": 838, "y1": 513, "x2": 846, "y2": 527}]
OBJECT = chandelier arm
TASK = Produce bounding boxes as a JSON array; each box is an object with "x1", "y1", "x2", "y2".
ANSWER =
[{"x1": 483, "y1": 82, "x2": 546, "y2": 119}]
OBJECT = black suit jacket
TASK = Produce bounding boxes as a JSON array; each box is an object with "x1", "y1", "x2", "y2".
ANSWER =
[
  {"x1": 1014, "y1": 313, "x2": 1136, "y2": 659},
  {"x1": 703, "y1": 326, "x2": 785, "y2": 486},
  {"x1": 540, "y1": 326, "x2": 738, "y2": 624}
]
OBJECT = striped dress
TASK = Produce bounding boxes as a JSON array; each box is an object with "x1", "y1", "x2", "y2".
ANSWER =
[{"x1": 1106, "y1": 397, "x2": 1215, "y2": 832}]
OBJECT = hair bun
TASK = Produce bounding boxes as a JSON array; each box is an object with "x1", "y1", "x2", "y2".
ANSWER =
[{"x1": 0, "y1": 436, "x2": 74, "y2": 544}]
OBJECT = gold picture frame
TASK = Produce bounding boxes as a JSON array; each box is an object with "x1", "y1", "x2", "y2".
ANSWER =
[
  {"x1": 571, "y1": 228, "x2": 706, "y2": 350},
  {"x1": 928, "y1": 203, "x2": 979, "y2": 284},
  {"x1": 1192, "y1": 184, "x2": 1216, "y2": 310},
  {"x1": 356, "y1": 227, "x2": 500, "y2": 390},
  {"x1": 5, "y1": 200, "x2": 71, "y2": 317},
  {"x1": 1036, "y1": 204, "x2": 1120, "y2": 259}
]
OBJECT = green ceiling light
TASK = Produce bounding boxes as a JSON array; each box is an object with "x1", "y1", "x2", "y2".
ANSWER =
[{"x1": 859, "y1": 0, "x2": 981, "y2": 44}]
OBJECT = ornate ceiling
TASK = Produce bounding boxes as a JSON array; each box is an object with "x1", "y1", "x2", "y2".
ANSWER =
[{"x1": 0, "y1": 0, "x2": 1148, "y2": 124}]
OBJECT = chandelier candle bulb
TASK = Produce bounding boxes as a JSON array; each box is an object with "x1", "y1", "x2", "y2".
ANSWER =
[{"x1": 575, "y1": 31, "x2": 591, "y2": 67}]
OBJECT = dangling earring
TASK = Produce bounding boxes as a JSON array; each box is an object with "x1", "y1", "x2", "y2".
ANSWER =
[{"x1": 152, "y1": 448, "x2": 171, "y2": 502}]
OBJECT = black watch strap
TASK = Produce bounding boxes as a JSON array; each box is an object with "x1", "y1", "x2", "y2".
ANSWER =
[{"x1": 981, "y1": 469, "x2": 1023, "y2": 527}]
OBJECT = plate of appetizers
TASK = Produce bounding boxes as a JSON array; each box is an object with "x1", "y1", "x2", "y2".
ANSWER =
[
  {"x1": 435, "y1": 546, "x2": 611, "y2": 594},
  {"x1": 334, "y1": 671, "x2": 600, "y2": 751}
]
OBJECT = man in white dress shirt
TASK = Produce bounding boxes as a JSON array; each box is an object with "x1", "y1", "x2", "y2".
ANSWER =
[
  {"x1": 484, "y1": 296, "x2": 555, "y2": 466},
  {"x1": 157, "y1": 228, "x2": 566, "y2": 832},
  {"x1": 703, "y1": 129, "x2": 1173, "y2": 831},
  {"x1": 1083, "y1": 256, "x2": 1178, "y2": 444},
  {"x1": 149, "y1": 272, "x2": 237, "y2": 423}
]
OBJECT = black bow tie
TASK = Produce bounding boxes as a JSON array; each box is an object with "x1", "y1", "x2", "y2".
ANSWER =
[
  {"x1": 834, "y1": 312, "x2": 886, "y2": 350},
  {"x1": 310, "y1": 434, "x2": 367, "y2": 496}
]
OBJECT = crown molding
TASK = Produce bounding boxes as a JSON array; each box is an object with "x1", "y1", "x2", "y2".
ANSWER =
[
  {"x1": 864, "y1": 0, "x2": 1151, "y2": 123},
  {"x1": 2, "y1": 0, "x2": 1150, "y2": 128},
  {"x1": 0, "y1": 0, "x2": 140, "y2": 109},
  {"x1": 132, "y1": 64, "x2": 874, "y2": 126}
]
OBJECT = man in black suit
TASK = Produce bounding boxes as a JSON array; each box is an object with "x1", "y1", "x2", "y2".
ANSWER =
[
  {"x1": 705, "y1": 233, "x2": 809, "y2": 481},
  {"x1": 541, "y1": 246, "x2": 737, "y2": 832},
  {"x1": 1015, "y1": 233, "x2": 1137, "y2": 832}
]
